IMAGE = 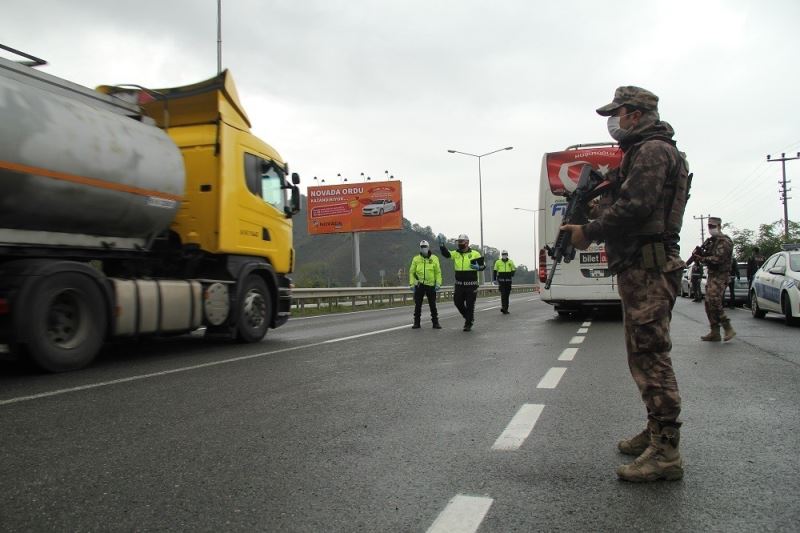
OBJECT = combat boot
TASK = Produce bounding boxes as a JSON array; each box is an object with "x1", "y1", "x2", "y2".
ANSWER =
[
  {"x1": 617, "y1": 427, "x2": 650, "y2": 456},
  {"x1": 412, "y1": 318, "x2": 421, "y2": 329},
  {"x1": 617, "y1": 425, "x2": 683, "y2": 482},
  {"x1": 701, "y1": 326, "x2": 721, "y2": 341},
  {"x1": 721, "y1": 319, "x2": 736, "y2": 341},
  {"x1": 432, "y1": 318, "x2": 442, "y2": 329}
]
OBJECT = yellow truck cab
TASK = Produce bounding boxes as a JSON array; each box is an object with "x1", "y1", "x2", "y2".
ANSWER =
[{"x1": 0, "y1": 52, "x2": 299, "y2": 371}]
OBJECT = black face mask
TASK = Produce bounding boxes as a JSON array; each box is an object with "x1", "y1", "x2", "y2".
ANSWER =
[{"x1": 457, "y1": 242, "x2": 468, "y2": 251}]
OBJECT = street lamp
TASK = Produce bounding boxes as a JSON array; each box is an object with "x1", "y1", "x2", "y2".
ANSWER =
[
  {"x1": 514, "y1": 207, "x2": 545, "y2": 272},
  {"x1": 447, "y1": 146, "x2": 513, "y2": 282}
]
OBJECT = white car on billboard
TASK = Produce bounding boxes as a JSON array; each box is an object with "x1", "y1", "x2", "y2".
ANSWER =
[
  {"x1": 750, "y1": 246, "x2": 800, "y2": 326},
  {"x1": 362, "y1": 199, "x2": 396, "y2": 216}
]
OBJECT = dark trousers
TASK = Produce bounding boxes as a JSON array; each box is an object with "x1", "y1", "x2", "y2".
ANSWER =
[
  {"x1": 727, "y1": 279, "x2": 736, "y2": 307},
  {"x1": 499, "y1": 280, "x2": 512, "y2": 311},
  {"x1": 691, "y1": 278, "x2": 701, "y2": 300},
  {"x1": 413, "y1": 285, "x2": 438, "y2": 320},
  {"x1": 453, "y1": 284, "x2": 478, "y2": 323}
]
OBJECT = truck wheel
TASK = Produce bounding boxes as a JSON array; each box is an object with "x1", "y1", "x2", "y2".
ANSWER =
[
  {"x1": 21, "y1": 272, "x2": 107, "y2": 372},
  {"x1": 236, "y1": 275, "x2": 271, "y2": 343}
]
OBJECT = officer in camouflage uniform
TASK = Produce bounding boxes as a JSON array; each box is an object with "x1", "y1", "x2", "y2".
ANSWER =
[
  {"x1": 561, "y1": 86, "x2": 690, "y2": 482},
  {"x1": 693, "y1": 217, "x2": 736, "y2": 341}
]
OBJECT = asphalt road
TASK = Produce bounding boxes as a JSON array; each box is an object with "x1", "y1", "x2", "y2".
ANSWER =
[{"x1": 1, "y1": 293, "x2": 798, "y2": 532}]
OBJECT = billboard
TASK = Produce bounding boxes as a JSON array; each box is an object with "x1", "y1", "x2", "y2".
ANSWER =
[{"x1": 306, "y1": 180, "x2": 403, "y2": 235}]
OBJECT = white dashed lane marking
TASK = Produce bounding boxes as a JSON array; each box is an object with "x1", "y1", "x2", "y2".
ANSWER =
[
  {"x1": 558, "y1": 348, "x2": 579, "y2": 361},
  {"x1": 582, "y1": 321, "x2": 592, "y2": 327},
  {"x1": 427, "y1": 494, "x2": 494, "y2": 533},
  {"x1": 491, "y1": 403, "x2": 545, "y2": 451},
  {"x1": 569, "y1": 336, "x2": 585, "y2": 344},
  {"x1": 537, "y1": 367, "x2": 567, "y2": 389},
  {"x1": 577, "y1": 327, "x2": 589, "y2": 334}
]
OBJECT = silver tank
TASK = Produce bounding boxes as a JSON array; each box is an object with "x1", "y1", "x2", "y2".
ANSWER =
[{"x1": 0, "y1": 57, "x2": 184, "y2": 251}]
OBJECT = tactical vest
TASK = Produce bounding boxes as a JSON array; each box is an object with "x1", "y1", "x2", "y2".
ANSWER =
[{"x1": 620, "y1": 136, "x2": 691, "y2": 242}]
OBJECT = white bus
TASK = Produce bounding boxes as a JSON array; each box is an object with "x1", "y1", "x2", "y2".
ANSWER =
[{"x1": 537, "y1": 143, "x2": 623, "y2": 317}]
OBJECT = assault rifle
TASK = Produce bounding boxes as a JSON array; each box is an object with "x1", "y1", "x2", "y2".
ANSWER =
[
  {"x1": 685, "y1": 238, "x2": 713, "y2": 267},
  {"x1": 544, "y1": 165, "x2": 611, "y2": 290}
]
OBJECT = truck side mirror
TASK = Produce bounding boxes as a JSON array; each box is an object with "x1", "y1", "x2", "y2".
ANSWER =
[
  {"x1": 291, "y1": 172, "x2": 300, "y2": 185},
  {"x1": 284, "y1": 185, "x2": 301, "y2": 218}
]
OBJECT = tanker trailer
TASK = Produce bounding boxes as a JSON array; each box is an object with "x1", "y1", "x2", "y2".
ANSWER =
[{"x1": 0, "y1": 51, "x2": 300, "y2": 371}]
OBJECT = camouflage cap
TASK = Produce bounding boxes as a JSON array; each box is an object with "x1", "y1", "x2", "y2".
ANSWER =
[
  {"x1": 708, "y1": 217, "x2": 721, "y2": 225},
  {"x1": 596, "y1": 86, "x2": 659, "y2": 116}
]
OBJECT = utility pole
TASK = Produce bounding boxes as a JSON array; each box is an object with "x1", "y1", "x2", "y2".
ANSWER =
[
  {"x1": 693, "y1": 214, "x2": 711, "y2": 242},
  {"x1": 217, "y1": 0, "x2": 223, "y2": 74},
  {"x1": 767, "y1": 152, "x2": 799, "y2": 239}
]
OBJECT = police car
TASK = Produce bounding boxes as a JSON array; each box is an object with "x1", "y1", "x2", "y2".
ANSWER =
[{"x1": 750, "y1": 244, "x2": 800, "y2": 326}]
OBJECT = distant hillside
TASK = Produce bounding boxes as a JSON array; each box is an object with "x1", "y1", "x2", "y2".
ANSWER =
[{"x1": 292, "y1": 195, "x2": 537, "y2": 287}]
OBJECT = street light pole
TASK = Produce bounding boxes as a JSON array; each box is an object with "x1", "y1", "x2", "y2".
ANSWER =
[
  {"x1": 448, "y1": 146, "x2": 513, "y2": 283},
  {"x1": 513, "y1": 207, "x2": 544, "y2": 272}
]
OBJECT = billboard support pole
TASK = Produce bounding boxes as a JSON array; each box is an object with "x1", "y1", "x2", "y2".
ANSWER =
[{"x1": 353, "y1": 232, "x2": 362, "y2": 287}]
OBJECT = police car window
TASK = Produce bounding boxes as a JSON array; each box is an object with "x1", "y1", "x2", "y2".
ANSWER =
[
  {"x1": 762, "y1": 255, "x2": 778, "y2": 270},
  {"x1": 774, "y1": 255, "x2": 786, "y2": 269},
  {"x1": 790, "y1": 254, "x2": 800, "y2": 272}
]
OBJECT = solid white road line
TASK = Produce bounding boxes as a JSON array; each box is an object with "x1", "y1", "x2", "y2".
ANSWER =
[
  {"x1": 558, "y1": 347, "x2": 579, "y2": 361},
  {"x1": 582, "y1": 321, "x2": 592, "y2": 327},
  {"x1": 427, "y1": 494, "x2": 494, "y2": 533},
  {"x1": 491, "y1": 403, "x2": 545, "y2": 451},
  {"x1": 577, "y1": 327, "x2": 589, "y2": 334},
  {"x1": 569, "y1": 336, "x2": 585, "y2": 344},
  {"x1": 537, "y1": 367, "x2": 567, "y2": 389},
  {"x1": 0, "y1": 324, "x2": 411, "y2": 407}
]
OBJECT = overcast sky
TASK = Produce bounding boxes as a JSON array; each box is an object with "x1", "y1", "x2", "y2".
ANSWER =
[{"x1": 4, "y1": 0, "x2": 798, "y2": 268}]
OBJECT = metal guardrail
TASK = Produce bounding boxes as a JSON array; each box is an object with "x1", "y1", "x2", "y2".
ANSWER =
[{"x1": 291, "y1": 284, "x2": 540, "y2": 311}]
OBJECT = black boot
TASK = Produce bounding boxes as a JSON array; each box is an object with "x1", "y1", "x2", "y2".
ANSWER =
[
  {"x1": 432, "y1": 318, "x2": 442, "y2": 329},
  {"x1": 412, "y1": 318, "x2": 421, "y2": 329},
  {"x1": 463, "y1": 321, "x2": 472, "y2": 332}
]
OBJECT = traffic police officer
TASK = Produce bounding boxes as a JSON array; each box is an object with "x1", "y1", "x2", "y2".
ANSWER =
[
  {"x1": 493, "y1": 250, "x2": 516, "y2": 314},
  {"x1": 409, "y1": 240, "x2": 442, "y2": 329},
  {"x1": 438, "y1": 233, "x2": 485, "y2": 331},
  {"x1": 561, "y1": 86, "x2": 689, "y2": 482}
]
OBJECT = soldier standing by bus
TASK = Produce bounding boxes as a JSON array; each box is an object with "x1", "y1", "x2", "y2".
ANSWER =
[{"x1": 561, "y1": 86, "x2": 689, "y2": 482}]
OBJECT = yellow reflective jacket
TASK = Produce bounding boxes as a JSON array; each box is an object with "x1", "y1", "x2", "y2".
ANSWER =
[{"x1": 409, "y1": 253, "x2": 442, "y2": 286}]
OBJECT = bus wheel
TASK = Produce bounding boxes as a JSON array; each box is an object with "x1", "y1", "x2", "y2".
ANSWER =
[
  {"x1": 236, "y1": 275, "x2": 271, "y2": 343},
  {"x1": 21, "y1": 272, "x2": 107, "y2": 372}
]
